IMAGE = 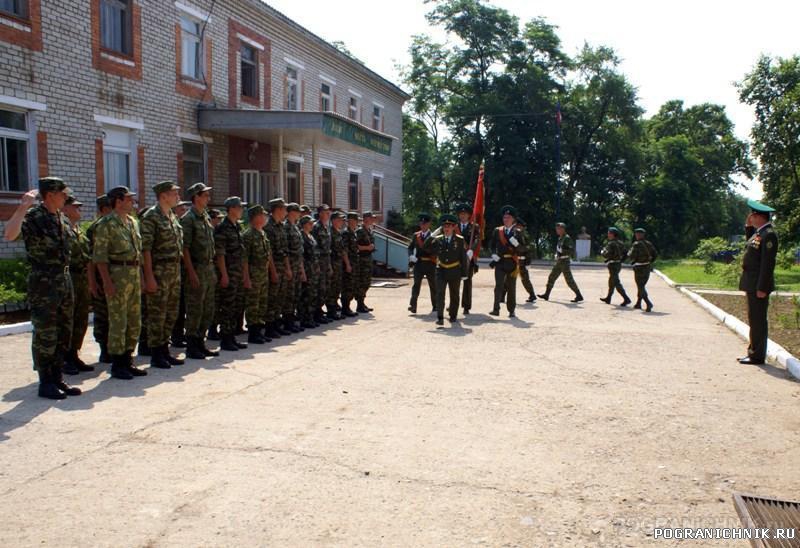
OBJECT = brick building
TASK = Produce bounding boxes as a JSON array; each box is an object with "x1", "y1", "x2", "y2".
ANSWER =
[{"x1": 0, "y1": 0, "x2": 409, "y2": 257}]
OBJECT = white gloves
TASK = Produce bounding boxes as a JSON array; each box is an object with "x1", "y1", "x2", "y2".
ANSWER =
[
  {"x1": 509, "y1": 236, "x2": 519, "y2": 247},
  {"x1": 491, "y1": 254, "x2": 500, "y2": 262},
  {"x1": 466, "y1": 249, "x2": 474, "y2": 260},
  {"x1": 519, "y1": 256, "x2": 526, "y2": 261},
  {"x1": 409, "y1": 255, "x2": 418, "y2": 263},
  {"x1": 461, "y1": 277, "x2": 468, "y2": 281}
]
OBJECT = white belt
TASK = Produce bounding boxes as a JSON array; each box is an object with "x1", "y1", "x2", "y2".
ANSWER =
[
  {"x1": 607, "y1": 260, "x2": 621, "y2": 264},
  {"x1": 633, "y1": 262, "x2": 650, "y2": 267}
]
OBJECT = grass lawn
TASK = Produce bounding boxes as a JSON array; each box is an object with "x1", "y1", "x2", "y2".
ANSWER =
[{"x1": 657, "y1": 259, "x2": 800, "y2": 291}]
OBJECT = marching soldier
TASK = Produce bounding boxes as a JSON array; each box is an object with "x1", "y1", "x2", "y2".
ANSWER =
[
  {"x1": 489, "y1": 205, "x2": 524, "y2": 317},
  {"x1": 424, "y1": 214, "x2": 468, "y2": 325},
  {"x1": 242, "y1": 204, "x2": 275, "y2": 345},
  {"x1": 4, "y1": 180, "x2": 81, "y2": 399},
  {"x1": 284, "y1": 203, "x2": 309, "y2": 331},
  {"x1": 341, "y1": 212, "x2": 361, "y2": 316},
  {"x1": 455, "y1": 204, "x2": 479, "y2": 313},
  {"x1": 265, "y1": 198, "x2": 292, "y2": 339},
  {"x1": 63, "y1": 190, "x2": 94, "y2": 374},
  {"x1": 88, "y1": 194, "x2": 113, "y2": 363},
  {"x1": 538, "y1": 222, "x2": 584, "y2": 303},
  {"x1": 312, "y1": 205, "x2": 336, "y2": 321},
  {"x1": 600, "y1": 227, "x2": 631, "y2": 306},
  {"x1": 514, "y1": 218, "x2": 537, "y2": 303},
  {"x1": 93, "y1": 186, "x2": 145, "y2": 380},
  {"x1": 328, "y1": 211, "x2": 351, "y2": 318},
  {"x1": 355, "y1": 211, "x2": 377, "y2": 313},
  {"x1": 300, "y1": 215, "x2": 321, "y2": 328},
  {"x1": 215, "y1": 196, "x2": 249, "y2": 351},
  {"x1": 141, "y1": 181, "x2": 185, "y2": 369},
  {"x1": 181, "y1": 182, "x2": 219, "y2": 360},
  {"x1": 407, "y1": 212, "x2": 436, "y2": 314},
  {"x1": 628, "y1": 228, "x2": 657, "y2": 312},
  {"x1": 738, "y1": 201, "x2": 778, "y2": 365}
]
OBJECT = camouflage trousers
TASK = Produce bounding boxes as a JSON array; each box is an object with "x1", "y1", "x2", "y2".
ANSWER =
[
  {"x1": 283, "y1": 257, "x2": 303, "y2": 317},
  {"x1": 29, "y1": 270, "x2": 73, "y2": 373},
  {"x1": 605, "y1": 262, "x2": 628, "y2": 299},
  {"x1": 218, "y1": 263, "x2": 243, "y2": 336},
  {"x1": 70, "y1": 268, "x2": 90, "y2": 352},
  {"x1": 356, "y1": 255, "x2": 373, "y2": 299},
  {"x1": 172, "y1": 273, "x2": 186, "y2": 342},
  {"x1": 92, "y1": 278, "x2": 109, "y2": 345},
  {"x1": 342, "y1": 254, "x2": 358, "y2": 302},
  {"x1": 267, "y1": 261, "x2": 288, "y2": 323},
  {"x1": 185, "y1": 263, "x2": 216, "y2": 338},
  {"x1": 245, "y1": 269, "x2": 269, "y2": 328},
  {"x1": 145, "y1": 261, "x2": 181, "y2": 347},
  {"x1": 327, "y1": 256, "x2": 343, "y2": 308},
  {"x1": 545, "y1": 259, "x2": 581, "y2": 296},
  {"x1": 318, "y1": 256, "x2": 331, "y2": 311},
  {"x1": 106, "y1": 265, "x2": 141, "y2": 355},
  {"x1": 300, "y1": 261, "x2": 320, "y2": 321}
]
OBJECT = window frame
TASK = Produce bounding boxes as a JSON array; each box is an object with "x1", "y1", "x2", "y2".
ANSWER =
[
  {"x1": 0, "y1": 109, "x2": 29, "y2": 193},
  {"x1": 0, "y1": 0, "x2": 28, "y2": 19},
  {"x1": 321, "y1": 167, "x2": 333, "y2": 206},
  {"x1": 348, "y1": 171, "x2": 359, "y2": 211},
  {"x1": 99, "y1": 0, "x2": 133, "y2": 57},
  {"x1": 371, "y1": 176, "x2": 382, "y2": 212},
  {"x1": 286, "y1": 160, "x2": 301, "y2": 203},
  {"x1": 286, "y1": 66, "x2": 299, "y2": 110},
  {"x1": 101, "y1": 125, "x2": 135, "y2": 193},
  {"x1": 348, "y1": 96, "x2": 358, "y2": 121},
  {"x1": 181, "y1": 139, "x2": 206, "y2": 190},
  {"x1": 320, "y1": 82, "x2": 331, "y2": 112},
  {"x1": 0, "y1": 107, "x2": 35, "y2": 193},
  {"x1": 372, "y1": 105, "x2": 383, "y2": 131},
  {"x1": 240, "y1": 42, "x2": 259, "y2": 100},
  {"x1": 179, "y1": 14, "x2": 203, "y2": 81}
]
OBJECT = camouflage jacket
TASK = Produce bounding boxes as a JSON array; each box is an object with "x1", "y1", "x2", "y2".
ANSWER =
[
  {"x1": 265, "y1": 217, "x2": 288, "y2": 261},
  {"x1": 355, "y1": 225, "x2": 374, "y2": 257},
  {"x1": 342, "y1": 228, "x2": 359, "y2": 259},
  {"x1": 555, "y1": 234, "x2": 575, "y2": 259},
  {"x1": 141, "y1": 205, "x2": 183, "y2": 262},
  {"x1": 67, "y1": 222, "x2": 91, "y2": 272},
  {"x1": 628, "y1": 240, "x2": 653, "y2": 265},
  {"x1": 214, "y1": 217, "x2": 244, "y2": 268},
  {"x1": 312, "y1": 221, "x2": 332, "y2": 259},
  {"x1": 601, "y1": 239, "x2": 627, "y2": 262},
  {"x1": 284, "y1": 220, "x2": 303, "y2": 260},
  {"x1": 302, "y1": 231, "x2": 320, "y2": 274},
  {"x1": 181, "y1": 207, "x2": 215, "y2": 265},
  {"x1": 93, "y1": 212, "x2": 142, "y2": 264},
  {"x1": 330, "y1": 227, "x2": 345, "y2": 260},
  {"x1": 20, "y1": 204, "x2": 71, "y2": 270},
  {"x1": 242, "y1": 227, "x2": 271, "y2": 274}
]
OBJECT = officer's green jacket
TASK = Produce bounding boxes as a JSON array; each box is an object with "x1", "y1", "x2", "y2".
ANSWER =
[
  {"x1": 555, "y1": 234, "x2": 574, "y2": 260},
  {"x1": 141, "y1": 205, "x2": 183, "y2": 262},
  {"x1": 424, "y1": 233, "x2": 468, "y2": 278},
  {"x1": 455, "y1": 221, "x2": 480, "y2": 253},
  {"x1": 181, "y1": 207, "x2": 215, "y2": 265},
  {"x1": 601, "y1": 239, "x2": 627, "y2": 262},
  {"x1": 739, "y1": 223, "x2": 778, "y2": 294},
  {"x1": 20, "y1": 205, "x2": 71, "y2": 270},
  {"x1": 408, "y1": 229, "x2": 436, "y2": 262},
  {"x1": 489, "y1": 225, "x2": 525, "y2": 259},
  {"x1": 627, "y1": 240, "x2": 652, "y2": 265},
  {"x1": 67, "y1": 223, "x2": 91, "y2": 272},
  {"x1": 92, "y1": 212, "x2": 141, "y2": 264}
]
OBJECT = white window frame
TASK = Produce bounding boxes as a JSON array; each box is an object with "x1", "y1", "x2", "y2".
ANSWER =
[
  {"x1": 320, "y1": 82, "x2": 332, "y2": 112},
  {"x1": 348, "y1": 96, "x2": 358, "y2": 120},
  {"x1": 101, "y1": 123, "x2": 137, "y2": 194},
  {"x1": 286, "y1": 66, "x2": 299, "y2": 110},
  {"x1": 180, "y1": 14, "x2": 204, "y2": 80},
  {"x1": 372, "y1": 104, "x2": 383, "y2": 131},
  {"x1": 0, "y1": 107, "x2": 34, "y2": 192},
  {"x1": 371, "y1": 174, "x2": 383, "y2": 212},
  {"x1": 175, "y1": 1, "x2": 210, "y2": 23}
]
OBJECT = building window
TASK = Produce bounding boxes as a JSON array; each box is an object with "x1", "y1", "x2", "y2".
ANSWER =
[
  {"x1": 240, "y1": 44, "x2": 258, "y2": 99},
  {"x1": 321, "y1": 167, "x2": 333, "y2": 206},
  {"x1": 372, "y1": 106, "x2": 382, "y2": 131},
  {"x1": 286, "y1": 161, "x2": 301, "y2": 203},
  {"x1": 320, "y1": 83, "x2": 331, "y2": 112},
  {"x1": 0, "y1": 109, "x2": 29, "y2": 192},
  {"x1": 371, "y1": 177, "x2": 381, "y2": 212},
  {"x1": 103, "y1": 126, "x2": 132, "y2": 192},
  {"x1": 180, "y1": 15, "x2": 203, "y2": 80},
  {"x1": 348, "y1": 97, "x2": 358, "y2": 120},
  {"x1": 348, "y1": 172, "x2": 359, "y2": 210},
  {"x1": 100, "y1": 0, "x2": 131, "y2": 55},
  {"x1": 286, "y1": 67, "x2": 298, "y2": 110},
  {"x1": 0, "y1": 0, "x2": 28, "y2": 18},
  {"x1": 182, "y1": 140, "x2": 205, "y2": 188}
]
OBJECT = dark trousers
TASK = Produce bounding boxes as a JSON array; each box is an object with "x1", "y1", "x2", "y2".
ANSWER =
[
  {"x1": 493, "y1": 260, "x2": 517, "y2": 313},
  {"x1": 519, "y1": 264, "x2": 535, "y2": 297},
  {"x1": 606, "y1": 262, "x2": 628, "y2": 299},
  {"x1": 410, "y1": 261, "x2": 436, "y2": 309},
  {"x1": 435, "y1": 269, "x2": 461, "y2": 320},
  {"x1": 746, "y1": 291, "x2": 769, "y2": 362},
  {"x1": 633, "y1": 266, "x2": 651, "y2": 304},
  {"x1": 461, "y1": 261, "x2": 475, "y2": 311}
]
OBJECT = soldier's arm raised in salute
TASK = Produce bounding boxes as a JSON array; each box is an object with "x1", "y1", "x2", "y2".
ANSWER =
[{"x1": 3, "y1": 190, "x2": 38, "y2": 241}]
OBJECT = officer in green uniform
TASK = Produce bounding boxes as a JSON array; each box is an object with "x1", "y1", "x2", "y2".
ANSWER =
[
  {"x1": 355, "y1": 211, "x2": 377, "y2": 313},
  {"x1": 242, "y1": 204, "x2": 274, "y2": 344},
  {"x1": 88, "y1": 194, "x2": 112, "y2": 363},
  {"x1": 215, "y1": 196, "x2": 249, "y2": 351},
  {"x1": 489, "y1": 205, "x2": 524, "y2": 317},
  {"x1": 407, "y1": 212, "x2": 436, "y2": 314},
  {"x1": 628, "y1": 228, "x2": 657, "y2": 312},
  {"x1": 600, "y1": 227, "x2": 631, "y2": 306},
  {"x1": 93, "y1": 186, "x2": 145, "y2": 380},
  {"x1": 284, "y1": 203, "x2": 308, "y2": 331},
  {"x1": 265, "y1": 198, "x2": 292, "y2": 339},
  {"x1": 424, "y1": 214, "x2": 468, "y2": 325},
  {"x1": 312, "y1": 205, "x2": 335, "y2": 322},
  {"x1": 181, "y1": 182, "x2": 220, "y2": 360},
  {"x1": 300, "y1": 215, "x2": 321, "y2": 328},
  {"x1": 328, "y1": 211, "x2": 350, "y2": 318},
  {"x1": 738, "y1": 200, "x2": 778, "y2": 365},
  {"x1": 513, "y1": 218, "x2": 537, "y2": 303},
  {"x1": 141, "y1": 181, "x2": 185, "y2": 369},
  {"x1": 538, "y1": 222, "x2": 584, "y2": 303},
  {"x1": 4, "y1": 179, "x2": 81, "y2": 399},
  {"x1": 341, "y1": 212, "x2": 360, "y2": 316},
  {"x1": 455, "y1": 204, "x2": 480, "y2": 313},
  {"x1": 63, "y1": 190, "x2": 94, "y2": 374}
]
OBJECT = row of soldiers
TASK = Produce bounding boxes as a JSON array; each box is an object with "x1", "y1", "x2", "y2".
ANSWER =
[{"x1": 6, "y1": 177, "x2": 378, "y2": 400}]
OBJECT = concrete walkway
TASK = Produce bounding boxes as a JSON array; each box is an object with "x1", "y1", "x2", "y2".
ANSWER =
[{"x1": 1, "y1": 266, "x2": 799, "y2": 547}]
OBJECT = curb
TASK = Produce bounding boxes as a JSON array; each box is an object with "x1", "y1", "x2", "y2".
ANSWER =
[{"x1": 654, "y1": 269, "x2": 800, "y2": 381}]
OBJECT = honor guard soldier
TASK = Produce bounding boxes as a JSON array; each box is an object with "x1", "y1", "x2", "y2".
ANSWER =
[
  {"x1": 242, "y1": 204, "x2": 274, "y2": 344},
  {"x1": 93, "y1": 186, "x2": 145, "y2": 380},
  {"x1": 489, "y1": 205, "x2": 524, "y2": 317},
  {"x1": 738, "y1": 200, "x2": 778, "y2": 365},
  {"x1": 628, "y1": 228, "x2": 657, "y2": 312},
  {"x1": 265, "y1": 198, "x2": 292, "y2": 339},
  {"x1": 600, "y1": 227, "x2": 631, "y2": 306},
  {"x1": 63, "y1": 190, "x2": 94, "y2": 374},
  {"x1": 407, "y1": 212, "x2": 437, "y2": 314},
  {"x1": 312, "y1": 204, "x2": 335, "y2": 321},
  {"x1": 538, "y1": 222, "x2": 584, "y2": 303},
  {"x1": 328, "y1": 211, "x2": 350, "y2": 318},
  {"x1": 141, "y1": 181, "x2": 185, "y2": 369},
  {"x1": 215, "y1": 196, "x2": 249, "y2": 352},
  {"x1": 424, "y1": 214, "x2": 468, "y2": 325},
  {"x1": 4, "y1": 179, "x2": 81, "y2": 399},
  {"x1": 355, "y1": 211, "x2": 377, "y2": 313},
  {"x1": 454, "y1": 204, "x2": 479, "y2": 313},
  {"x1": 341, "y1": 212, "x2": 361, "y2": 316},
  {"x1": 514, "y1": 218, "x2": 537, "y2": 303}
]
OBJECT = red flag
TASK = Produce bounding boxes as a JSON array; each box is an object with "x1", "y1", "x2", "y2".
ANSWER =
[{"x1": 471, "y1": 162, "x2": 486, "y2": 256}]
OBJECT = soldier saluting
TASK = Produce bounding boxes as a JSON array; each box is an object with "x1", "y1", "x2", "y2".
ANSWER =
[
  {"x1": 424, "y1": 214, "x2": 468, "y2": 325},
  {"x1": 407, "y1": 212, "x2": 436, "y2": 314}
]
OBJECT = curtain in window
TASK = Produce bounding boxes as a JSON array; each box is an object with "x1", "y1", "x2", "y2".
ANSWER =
[
  {"x1": 104, "y1": 151, "x2": 130, "y2": 190},
  {"x1": 100, "y1": 0, "x2": 127, "y2": 53}
]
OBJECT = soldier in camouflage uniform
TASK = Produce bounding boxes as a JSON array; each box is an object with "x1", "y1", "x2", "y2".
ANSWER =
[
  {"x1": 341, "y1": 212, "x2": 360, "y2": 316},
  {"x1": 215, "y1": 196, "x2": 249, "y2": 352},
  {"x1": 93, "y1": 186, "x2": 146, "y2": 380},
  {"x1": 538, "y1": 222, "x2": 584, "y2": 303},
  {"x1": 600, "y1": 227, "x2": 631, "y2": 306},
  {"x1": 205, "y1": 208, "x2": 224, "y2": 341},
  {"x1": 181, "y1": 183, "x2": 220, "y2": 360},
  {"x1": 170, "y1": 200, "x2": 192, "y2": 348},
  {"x1": 299, "y1": 215, "x2": 321, "y2": 328},
  {"x1": 265, "y1": 198, "x2": 292, "y2": 339},
  {"x1": 283, "y1": 203, "x2": 307, "y2": 333},
  {"x1": 62, "y1": 190, "x2": 94, "y2": 375},
  {"x1": 328, "y1": 211, "x2": 351, "y2": 318},
  {"x1": 312, "y1": 204, "x2": 334, "y2": 323},
  {"x1": 141, "y1": 181, "x2": 185, "y2": 369},
  {"x1": 242, "y1": 204, "x2": 274, "y2": 344},
  {"x1": 4, "y1": 179, "x2": 81, "y2": 399},
  {"x1": 88, "y1": 194, "x2": 112, "y2": 363},
  {"x1": 355, "y1": 211, "x2": 377, "y2": 313}
]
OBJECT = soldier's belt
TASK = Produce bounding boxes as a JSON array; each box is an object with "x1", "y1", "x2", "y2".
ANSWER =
[
  {"x1": 438, "y1": 260, "x2": 461, "y2": 269},
  {"x1": 633, "y1": 262, "x2": 650, "y2": 267},
  {"x1": 420, "y1": 257, "x2": 436, "y2": 262},
  {"x1": 502, "y1": 254, "x2": 515, "y2": 259},
  {"x1": 32, "y1": 263, "x2": 69, "y2": 274},
  {"x1": 109, "y1": 259, "x2": 139, "y2": 267},
  {"x1": 153, "y1": 257, "x2": 181, "y2": 265},
  {"x1": 557, "y1": 255, "x2": 571, "y2": 260},
  {"x1": 606, "y1": 260, "x2": 621, "y2": 264}
]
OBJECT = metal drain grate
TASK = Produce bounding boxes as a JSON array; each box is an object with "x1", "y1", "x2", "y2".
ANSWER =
[{"x1": 733, "y1": 492, "x2": 800, "y2": 547}]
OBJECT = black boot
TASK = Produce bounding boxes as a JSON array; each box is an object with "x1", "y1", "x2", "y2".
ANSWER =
[
  {"x1": 127, "y1": 350, "x2": 148, "y2": 376},
  {"x1": 37, "y1": 368, "x2": 66, "y2": 400},
  {"x1": 150, "y1": 344, "x2": 171, "y2": 369},
  {"x1": 265, "y1": 322, "x2": 281, "y2": 339},
  {"x1": 356, "y1": 300, "x2": 370, "y2": 313},
  {"x1": 620, "y1": 295, "x2": 632, "y2": 306},
  {"x1": 537, "y1": 290, "x2": 551, "y2": 301},
  {"x1": 342, "y1": 302, "x2": 358, "y2": 317},
  {"x1": 301, "y1": 317, "x2": 317, "y2": 329},
  {"x1": 326, "y1": 308, "x2": 342, "y2": 321},
  {"x1": 186, "y1": 337, "x2": 206, "y2": 360},
  {"x1": 248, "y1": 325, "x2": 266, "y2": 344},
  {"x1": 234, "y1": 336, "x2": 248, "y2": 349},
  {"x1": 284, "y1": 318, "x2": 301, "y2": 334},
  {"x1": 98, "y1": 342, "x2": 112, "y2": 364},
  {"x1": 69, "y1": 349, "x2": 94, "y2": 372},
  {"x1": 525, "y1": 294, "x2": 537, "y2": 303},
  {"x1": 634, "y1": 299, "x2": 642, "y2": 310},
  {"x1": 201, "y1": 337, "x2": 220, "y2": 357},
  {"x1": 138, "y1": 338, "x2": 151, "y2": 357},
  {"x1": 207, "y1": 324, "x2": 220, "y2": 341},
  {"x1": 53, "y1": 368, "x2": 82, "y2": 396},
  {"x1": 571, "y1": 294, "x2": 584, "y2": 303},
  {"x1": 644, "y1": 298, "x2": 653, "y2": 313},
  {"x1": 275, "y1": 319, "x2": 292, "y2": 336},
  {"x1": 315, "y1": 311, "x2": 331, "y2": 324},
  {"x1": 163, "y1": 344, "x2": 184, "y2": 365},
  {"x1": 62, "y1": 354, "x2": 80, "y2": 376},
  {"x1": 600, "y1": 296, "x2": 611, "y2": 304},
  {"x1": 111, "y1": 354, "x2": 134, "y2": 380},
  {"x1": 171, "y1": 333, "x2": 187, "y2": 348},
  {"x1": 221, "y1": 334, "x2": 239, "y2": 352},
  {"x1": 363, "y1": 301, "x2": 374, "y2": 312}
]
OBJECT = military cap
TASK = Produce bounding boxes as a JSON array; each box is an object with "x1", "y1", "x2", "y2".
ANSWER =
[
  {"x1": 439, "y1": 213, "x2": 457, "y2": 225},
  {"x1": 268, "y1": 197, "x2": 287, "y2": 210},
  {"x1": 96, "y1": 194, "x2": 110, "y2": 209},
  {"x1": 455, "y1": 203, "x2": 472, "y2": 214},
  {"x1": 608, "y1": 227, "x2": 622, "y2": 236},
  {"x1": 248, "y1": 204, "x2": 267, "y2": 218},
  {"x1": 633, "y1": 227, "x2": 647, "y2": 234},
  {"x1": 65, "y1": 188, "x2": 83, "y2": 206},
  {"x1": 332, "y1": 211, "x2": 346, "y2": 220},
  {"x1": 346, "y1": 211, "x2": 360, "y2": 220},
  {"x1": 299, "y1": 215, "x2": 314, "y2": 226},
  {"x1": 500, "y1": 205, "x2": 517, "y2": 217},
  {"x1": 38, "y1": 176, "x2": 67, "y2": 193},
  {"x1": 177, "y1": 200, "x2": 192, "y2": 208},
  {"x1": 299, "y1": 204, "x2": 312, "y2": 214},
  {"x1": 317, "y1": 203, "x2": 331, "y2": 213},
  {"x1": 746, "y1": 199, "x2": 775, "y2": 214},
  {"x1": 223, "y1": 196, "x2": 246, "y2": 209},
  {"x1": 555, "y1": 222, "x2": 567, "y2": 228},
  {"x1": 418, "y1": 212, "x2": 433, "y2": 223},
  {"x1": 153, "y1": 180, "x2": 180, "y2": 195},
  {"x1": 287, "y1": 202, "x2": 301, "y2": 213},
  {"x1": 186, "y1": 182, "x2": 212, "y2": 198},
  {"x1": 107, "y1": 186, "x2": 135, "y2": 200},
  {"x1": 363, "y1": 211, "x2": 377, "y2": 219},
  {"x1": 208, "y1": 208, "x2": 223, "y2": 219}
]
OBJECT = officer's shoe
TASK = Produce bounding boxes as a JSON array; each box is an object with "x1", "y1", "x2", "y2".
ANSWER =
[
  {"x1": 38, "y1": 371, "x2": 67, "y2": 400},
  {"x1": 98, "y1": 343, "x2": 112, "y2": 364},
  {"x1": 110, "y1": 356, "x2": 134, "y2": 380},
  {"x1": 163, "y1": 345, "x2": 185, "y2": 365},
  {"x1": 150, "y1": 346, "x2": 171, "y2": 369},
  {"x1": 69, "y1": 350, "x2": 94, "y2": 372},
  {"x1": 571, "y1": 294, "x2": 584, "y2": 303},
  {"x1": 408, "y1": 305, "x2": 416, "y2": 314},
  {"x1": 201, "y1": 339, "x2": 221, "y2": 357},
  {"x1": 620, "y1": 297, "x2": 632, "y2": 307},
  {"x1": 526, "y1": 295, "x2": 537, "y2": 303},
  {"x1": 221, "y1": 335, "x2": 240, "y2": 352},
  {"x1": 53, "y1": 370, "x2": 82, "y2": 396},
  {"x1": 62, "y1": 357, "x2": 80, "y2": 376},
  {"x1": 645, "y1": 300, "x2": 654, "y2": 313},
  {"x1": 600, "y1": 297, "x2": 611, "y2": 304},
  {"x1": 633, "y1": 301, "x2": 642, "y2": 310},
  {"x1": 186, "y1": 337, "x2": 206, "y2": 360},
  {"x1": 537, "y1": 293, "x2": 550, "y2": 301},
  {"x1": 489, "y1": 309, "x2": 500, "y2": 316},
  {"x1": 436, "y1": 317, "x2": 444, "y2": 326}
]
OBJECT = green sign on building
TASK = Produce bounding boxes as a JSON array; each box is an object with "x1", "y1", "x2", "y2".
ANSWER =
[{"x1": 322, "y1": 115, "x2": 393, "y2": 156}]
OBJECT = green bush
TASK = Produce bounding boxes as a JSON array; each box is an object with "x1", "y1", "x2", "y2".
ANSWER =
[
  {"x1": 692, "y1": 237, "x2": 736, "y2": 274},
  {"x1": 0, "y1": 257, "x2": 29, "y2": 294},
  {"x1": 777, "y1": 247, "x2": 795, "y2": 271}
]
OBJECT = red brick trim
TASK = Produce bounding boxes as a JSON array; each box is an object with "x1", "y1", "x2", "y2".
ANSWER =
[
  {"x1": 137, "y1": 145, "x2": 145, "y2": 205},
  {"x1": 0, "y1": 203, "x2": 18, "y2": 221},
  {"x1": 175, "y1": 23, "x2": 213, "y2": 100},
  {"x1": 91, "y1": 0, "x2": 142, "y2": 80},
  {"x1": 36, "y1": 131, "x2": 48, "y2": 177},
  {"x1": 228, "y1": 19, "x2": 271, "y2": 109},
  {"x1": 0, "y1": 0, "x2": 42, "y2": 51},
  {"x1": 95, "y1": 139, "x2": 104, "y2": 195}
]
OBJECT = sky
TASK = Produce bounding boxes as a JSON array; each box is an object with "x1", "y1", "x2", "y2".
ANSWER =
[{"x1": 264, "y1": 0, "x2": 800, "y2": 199}]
